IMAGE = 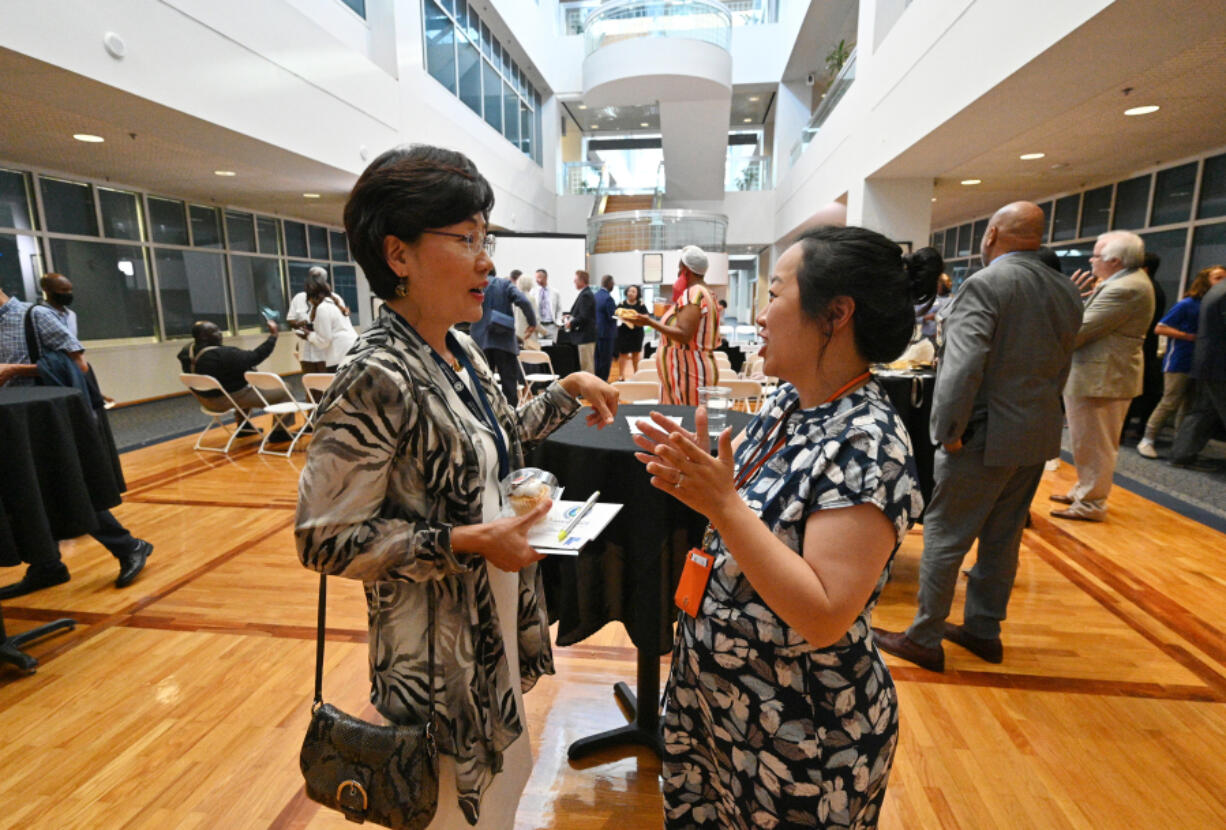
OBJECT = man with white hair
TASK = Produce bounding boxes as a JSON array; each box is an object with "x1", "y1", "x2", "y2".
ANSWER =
[
  {"x1": 1052, "y1": 230, "x2": 1155, "y2": 521},
  {"x1": 287, "y1": 266, "x2": 348, "y2": 373}
]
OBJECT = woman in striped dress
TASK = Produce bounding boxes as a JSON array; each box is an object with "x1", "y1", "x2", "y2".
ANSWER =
[{"x1": 633, "y1": 245, "x2": 722, "y2": 405}]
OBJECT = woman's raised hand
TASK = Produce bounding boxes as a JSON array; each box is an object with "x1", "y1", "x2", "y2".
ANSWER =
[
  {"x1": 559, "y1": 371, "x2": 620, "y2": 428},
  {"x1": 633, "y1": 407, "x2": 737, "y2": 518}
]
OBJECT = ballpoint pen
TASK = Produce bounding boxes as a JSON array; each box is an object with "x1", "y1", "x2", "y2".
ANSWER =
[{"x1": 558, "y1": 490, "x2": 600, "y2": 542}]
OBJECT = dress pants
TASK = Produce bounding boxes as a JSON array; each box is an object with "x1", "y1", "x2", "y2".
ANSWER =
[
  {"x1": 26, "y1": 508, "x2": 137, "y2": 573},
  {"x1": 1171, "y1": 380, "x2": 1226, "y2": 463},
  {"x1": 906, "y1": 443, "x2": 1045, "y2": 648},
  {"x1": 483, "y1": 347, "x2": 521, "y2": 405},
  {"x1": 1143, "y1": 372, "x2": 1191, "y2": 440},
  {"x1": 594, "y1": 336, "x2": 616, "y2": 381},
  {"x1": 576, "y1": 342, "x2": 596, "y2": 375},
  {"x1": 1062, "y1": 394, "x2": 1132, "y2": 520}
]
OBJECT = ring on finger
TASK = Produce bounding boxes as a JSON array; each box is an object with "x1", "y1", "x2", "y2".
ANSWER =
[{"x1": 674, "y1": 472, "x2": 684, "y2": 489}]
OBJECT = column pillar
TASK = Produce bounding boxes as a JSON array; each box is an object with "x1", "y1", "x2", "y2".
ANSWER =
[{"x1": 846, "y1": 177, "x2": 934, "y2": 252}]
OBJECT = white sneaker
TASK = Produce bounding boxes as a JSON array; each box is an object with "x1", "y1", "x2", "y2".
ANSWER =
[{"x1": 1137, "y1": 439, "x2": 1158, "y2": 459}]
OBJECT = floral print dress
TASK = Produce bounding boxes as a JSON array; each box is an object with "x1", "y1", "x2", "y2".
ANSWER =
[{"x1": 662, "y1": 380, "x2": 921, "y2": 829}]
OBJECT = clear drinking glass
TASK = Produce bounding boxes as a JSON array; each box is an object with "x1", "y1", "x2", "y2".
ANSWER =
[{"x1": 698, "y1": 386, "x2": 731, "y2": 430}]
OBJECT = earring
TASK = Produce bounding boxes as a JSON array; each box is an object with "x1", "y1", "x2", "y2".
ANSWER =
[{"x1": 394, "y1": 277, "x2": 409, "y2": 298}]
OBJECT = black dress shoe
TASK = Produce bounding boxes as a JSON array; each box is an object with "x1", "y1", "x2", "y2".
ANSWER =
[
  {"x1": 872, "y1": 628, "x2": 944, "y2": 672},
  {"x1": 943, "y1": 623, "x2": 1003, "y2": 664},
  {"x1": 116, "y1": 540, "x2": 152, "y2": 589},
  {"x1": 0, "y1": 564, "x2": 71, "y2": 600}
]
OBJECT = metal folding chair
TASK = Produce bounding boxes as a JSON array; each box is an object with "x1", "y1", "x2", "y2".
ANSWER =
[
  {"x1": 517, "y1": 349, "x2": 559, "y2": 402},
  {"x1": 243, "y1": 371, "x2": 316, "y2": 456},
  {"x1": 611, "y1": 381, "x2": 660, "y2": 404},
  {"x1": 179, "y1": 373, "x2": 260, "y2": 454}
]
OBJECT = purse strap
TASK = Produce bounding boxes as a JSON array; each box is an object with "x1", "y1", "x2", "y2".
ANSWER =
[{"x1": 313, "y1": 574, "x2": 436, "y2": 728}]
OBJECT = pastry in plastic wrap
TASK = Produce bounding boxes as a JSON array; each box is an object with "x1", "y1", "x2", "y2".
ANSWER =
[{"x1": 503, "y1": 468, "x2": 559, "y2": 516}]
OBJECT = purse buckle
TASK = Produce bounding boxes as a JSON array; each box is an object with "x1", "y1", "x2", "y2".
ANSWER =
[{"x1": 336, "y1": 780, "x2": 368, "y2": 819}]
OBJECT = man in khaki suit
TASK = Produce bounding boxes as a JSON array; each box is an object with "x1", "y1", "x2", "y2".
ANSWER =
[{"x1": 1053, "y1": 230, "x2": 1155, "y2": 521}]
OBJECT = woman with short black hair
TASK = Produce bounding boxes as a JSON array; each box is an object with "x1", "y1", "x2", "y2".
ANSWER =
[
  {"x1": 614, "y1": 283, "x2": 648, "y2": 379},
  {"x1": 297, "y1": 145, "x2": 618, "y2": 828},
  {"x1": 634, "y1": 225, "x2": 937, "y2": 829}
]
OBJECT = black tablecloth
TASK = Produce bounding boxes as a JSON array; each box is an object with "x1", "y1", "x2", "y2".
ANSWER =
[
  {"x1": 540, "y1": 343, "x2": 579, "y2": 377},
  {"x1": 532, "y1": 404, "x2": 753, "y2": 654},
  {"x1": 0, "y1": 387, "x2": 123, "y2": 567},
  {"x1": 875, "y1": 371, "x2": 936, "y2": 510}
]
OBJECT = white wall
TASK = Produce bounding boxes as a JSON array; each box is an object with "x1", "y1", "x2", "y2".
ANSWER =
[{"x1": 589, "y1": 250, "x2": 729, "y2": 289}]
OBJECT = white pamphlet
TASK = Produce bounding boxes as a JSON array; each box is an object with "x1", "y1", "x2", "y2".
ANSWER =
[
  {"x1": 528, "y1": 499, "x2": 623, "y2": 555},
  {"x1": 626, "y1": 414, "x2": 682, "y2": 436}
]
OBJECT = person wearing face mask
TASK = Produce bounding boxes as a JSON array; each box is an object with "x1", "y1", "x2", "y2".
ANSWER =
[{"x1": 39, "y1": 273, "x2": 77, "y2": 337}]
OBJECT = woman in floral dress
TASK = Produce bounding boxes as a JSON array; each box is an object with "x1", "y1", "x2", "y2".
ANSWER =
[{"x1": 634, "y1": 226, "x2": 939, "y2": 828}]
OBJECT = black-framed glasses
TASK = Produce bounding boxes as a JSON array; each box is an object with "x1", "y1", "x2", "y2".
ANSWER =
[{"x1": 422, "y1": 229, "x2": 496, "y2": 257}]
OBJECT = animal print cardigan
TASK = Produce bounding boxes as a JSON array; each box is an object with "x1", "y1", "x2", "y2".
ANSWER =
[{"x1": 296, "y1": 304, "x2": 580, "y2": 824}]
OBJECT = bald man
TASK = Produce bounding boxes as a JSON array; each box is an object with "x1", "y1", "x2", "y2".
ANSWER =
[{"x1": 875, "y1": 202, "x2": 1084, "y2": 672}]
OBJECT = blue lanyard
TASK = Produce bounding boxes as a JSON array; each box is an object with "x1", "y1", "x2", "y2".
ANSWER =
[{"x1": 389, "y1": 309, "x2": 511, "y2": 480}]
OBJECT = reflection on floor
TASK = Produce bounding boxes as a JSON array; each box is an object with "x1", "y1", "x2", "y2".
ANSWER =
[{"x1": 2, "y1": 416, "x2": 1225, "y2": 828}]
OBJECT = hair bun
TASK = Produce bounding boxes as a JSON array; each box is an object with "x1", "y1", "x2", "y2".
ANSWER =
[{"x1": 903, "y1": 246, "x2": 943, "y2": 305}]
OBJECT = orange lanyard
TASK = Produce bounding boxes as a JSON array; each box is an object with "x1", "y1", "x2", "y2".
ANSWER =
[{"x1": 732, "y1": 370, "x2": 871, "y2": 491}]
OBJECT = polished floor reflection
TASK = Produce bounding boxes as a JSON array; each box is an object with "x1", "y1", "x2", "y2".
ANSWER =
[{"x1": 1, "y1": 416, "x2": 1225, "y2": 828}]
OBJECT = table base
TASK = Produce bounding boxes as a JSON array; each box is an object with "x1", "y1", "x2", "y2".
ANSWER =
[
  {"x1": 0, "y1": 611, "x2": 75, "y2": 673},
  {"x1": 567, "y1": 644, "x2": 664, "y2": 760}
]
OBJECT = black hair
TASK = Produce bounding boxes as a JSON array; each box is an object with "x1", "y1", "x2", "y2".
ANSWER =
[
  {"x1": 793, "y1": 227, "x2": 940, "y2": 363},
  {"x1": 343, "y1": 145, "x2": 495, "y2": 300},
  {"x1": 601, "y1": 274, "x2": 615, "y2": 290},
  {"x1": 1143, "y1": 251, "x2": 1161, "y2": 278},
  {"x1": 1036, "y1": 246, "x2": 1062, "y2": 273}
]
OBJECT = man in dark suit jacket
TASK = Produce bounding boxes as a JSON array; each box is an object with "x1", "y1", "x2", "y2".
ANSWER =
[
  {"x1": 566, "y1": 269, "x2": 597, "y2": 374},
  {"x1": 471, "y1": 272, "x2": 536, "y2": 404},
  {"x1": 875, "y1": 202, "x2": 1084, "y2": 672},
  {"x1": 1170, "y1": 278, "x2": 1226, "y2": 469},
  {"x1": 593, "y1": 274, "x2": 618, "y2": 380}
]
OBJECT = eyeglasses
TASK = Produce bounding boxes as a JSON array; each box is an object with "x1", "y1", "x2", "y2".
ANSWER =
[{"x1": 422, "y1": 229, "x2": 496, "y2": 257}]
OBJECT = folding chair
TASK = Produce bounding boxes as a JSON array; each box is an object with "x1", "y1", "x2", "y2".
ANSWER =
[
  {"x1": 713, "y1": 352, "x2": 732, "y2": 370},
  {"x1": 517, "y1": 349, "x2": 559, "y2": 401},
  {"x1": 301, "y1": 373, "x2": 334, "y2": 405},
  {"x1": 638, "y1": 357, "x2": 656, "y2": 371},
  {"x1": 179, "y1": 373, "x2": 260, "y2": 454},
  {"x1": 721, "y1": 378, "x2": 766, "y2": 413},
  {"x1": 244, "y1": 371, "x2": 316, "y2": 456},
  {"x1": 631, "y1": 366, "x2": 660, "y2": 382},
  {"x1": 611, "y1": 381, "x2": 660, "y2": 404}
]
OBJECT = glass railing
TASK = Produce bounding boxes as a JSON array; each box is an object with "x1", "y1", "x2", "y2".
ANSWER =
[
  {"x1": 586, "y1": 209, "x2": 727, "y2": 255},
  {"x1": 583, "y1": 0, "x2": 733, "y2": 57},
  {"x1": 789, "y1": 49, "x2": 857, "y2": 167},
  {"x1": 562, "y1": 0, "x2": 769, "y2": 36},
  {"x1": 726, "y1": 155, "x2": 770, "y2": 191},
  {"x1": 562, "y1": 161, "x2": 607, "y2": 195}
]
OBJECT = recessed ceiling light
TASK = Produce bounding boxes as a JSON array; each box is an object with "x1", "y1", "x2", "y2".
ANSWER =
[
  {"x1": 748, "y1": 96, "x2": 760, "y2": 102},
  {"x1": 214, "y1": 170, "x2": 236, "y2": 177},
  {"x1": 931, "y1": 197, "x2": 937, "y2": 202},
  {"x1": 640, "y1": 122, "x2": 649, "y2": 127},
  {"x1": 961, "y1": 179, "x2": 982, "y2": 186},
  {"x1": 1124, "y1": 105, "x2": 1159, "y2": 116},
  {"x1": 73, "y1": 133, "x2": 104, "y2": 143},
  {"x1": 743, "y1": 118, "x2": 752, "y2": 123},
  {"x1": 303, "y1": 193, "x2": 321, "y2": 199},
  {"x1": 577, "y1": 104, "x2": 587, "y2": 110},
  {"x1": 1019, "y1": 152, "x2": 1045, "y2": 160}
]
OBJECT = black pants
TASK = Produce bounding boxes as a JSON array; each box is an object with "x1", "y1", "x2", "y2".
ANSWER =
[
  {"x1": 28, "y1": 508, "x2": 136, "y2": 573},
  {"x1": 1171, "y1": 379, "x2": 1226, "y2": 463},
  {"x1": 595, "y1": 337, "x2": 616, "y2": 381},
  {"x1": 484, "y1": 347, "x2": 520, "y2": 405}
]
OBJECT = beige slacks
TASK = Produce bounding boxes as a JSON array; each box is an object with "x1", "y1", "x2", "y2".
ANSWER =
[
  {"x1": 1062, "y1": 394, "x2": 1132, "y2": 519},
  {"x1": 576, "y1": 342, "x2": 596, "y2": 375}
]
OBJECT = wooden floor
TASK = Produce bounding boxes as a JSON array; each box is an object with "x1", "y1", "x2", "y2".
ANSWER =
[{"x1": 3, "y1": 412, "x2": 1226, "y2": 829}]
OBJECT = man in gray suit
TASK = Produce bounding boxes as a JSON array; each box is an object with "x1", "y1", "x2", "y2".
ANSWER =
[
  {"x1": 1051, "y1": 231, "x2": 1155, "y2": 521},
  {"x1": 529, "y1": 268, "x2": 562, "y2": 341},
  {"x1": 874, "y1": 202, "x2": 1084, "y2": 672}
]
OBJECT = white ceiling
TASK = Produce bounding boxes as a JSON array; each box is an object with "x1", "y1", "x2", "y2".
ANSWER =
[{"x1": 562, "y1": 85, "x2": 776, "y2": 133}]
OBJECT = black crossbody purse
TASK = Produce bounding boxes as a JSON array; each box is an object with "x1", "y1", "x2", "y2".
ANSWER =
[{"x1": 299, "y1": 575, "x2": 440, "y2": 828}]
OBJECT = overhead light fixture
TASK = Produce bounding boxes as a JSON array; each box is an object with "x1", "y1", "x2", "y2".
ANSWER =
[
  {"x1": 931, "y1": 197, "x2": 937, "y2": 202},
  {"x1": 743, "y1": 118, "x2": 752, "y2": 123},
  {"x1": 577, "y1": 104, "x2": 587, "y2": 110},
  {"x1": 1019, "y1": 152, "x2": 1045, "y2": 160},
  {"x1": 1124, "y1": 105, "x2": 1159, "y2": 116},
  {"x1": 214, "y1": 170, "x2": 236, "y2": 177},
  {"x1": 748, "y1": 96, "x2": 760, "y2": 102},
  {"x1": 961, "y1": 179, "x2": 982, "y2": 186},
  {"x1": 73, "y1": 133, "x2": 105, "y2": 143},
  {"x1": 640, "y1": 122, "x2": 649, "y2": 127},
  {"x1": 303, "y1": 193, "x2": 321, "y2": 199}
]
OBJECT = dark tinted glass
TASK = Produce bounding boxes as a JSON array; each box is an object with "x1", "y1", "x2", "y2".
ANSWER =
[
  {"x1": 288, "y1": 260, "x2": 329, "y2": 300},
  {"x1": 190, "y1": 205, "x2": 222, "y2": 248},
  {"x1": 148, "y1": 197, "x2": 189, "y2": 245},
  {"x1": 230, "y1": 255, "x2": 286, "y2": 329},
  {"x1": 1189, "y1": 223, "x2": 1226, "y2": 286},
  {"x1": 1079, "y1": 185, "x2": 1112, "y2": 238},
  {"x1": 332, "y1": 264, "x2": 360, "y2": 322},
  {"x1": 257, "y1": 217, "x2": 281, "y2": 255},
  {"x1": 308, "y1": 225, "x2": 330, "y2": 260},
  {"x1": 1051, "y1": 194, "x2": 1080, "y2": 242},
  {"x1": 1138, "y1": 228, "x2": 1187, "y2": 314},
  {"x1": 49, "y1": 240, "x2": 154, "y2": 339},
  {"x1": 971, "y1": 218, "x2": 988, "y2": 256},
  {"x1": 225, "y1": 211, "x2": 256, "y2": 252},
  {"x1": 284, "y1": 221, "x2": 309, "y2": 258},
  {"x1": 340, "y1": 0, "x2": 365, "y2": 16},
  {"x1": 0, "y1": 169, "x2": 35, "y2": 230},
  {"x1": 931, "y1": 229, "x2": 944, "y2": 251},
  {"x1": 1113, "y1": 175, "x2": 1151, "y2": 230},
  {"x1": 155, "y1": 249, "x2": 229, "y2": 337},
  {"x1": 95, "y1": 188, "x2": 142, "y2": 240},
  {"x1": 942, "y1": 227, "x2": 957, "y2": 259},
  {"x1": 1049, "y1": 243, "x2": 1094, "y2": 276},
  {"x1": 425, "y1": 0, "x2": 457, "y2": 94},
  {"x1": 1199, "y1": 153, "x2": 1226, "y2": 220},
  {"x1": 955, "y1": 223, "x2": 973, "y2": 257},
  {"x1": 1037, "y1": 201, "x2": 1052, "y2": 243},
  {"x1": 330, "y1": 230, "x2": 349, "y2": 261},
  {"x1": 41, "y1": 178, "x2": 98, "y2": 236},
  {"x1": 1151, "y1": 162, "x2": 1196, "y2": 226},
  {"x1": 0, "y1": 233, "x2": 41, "y2": 300}
]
